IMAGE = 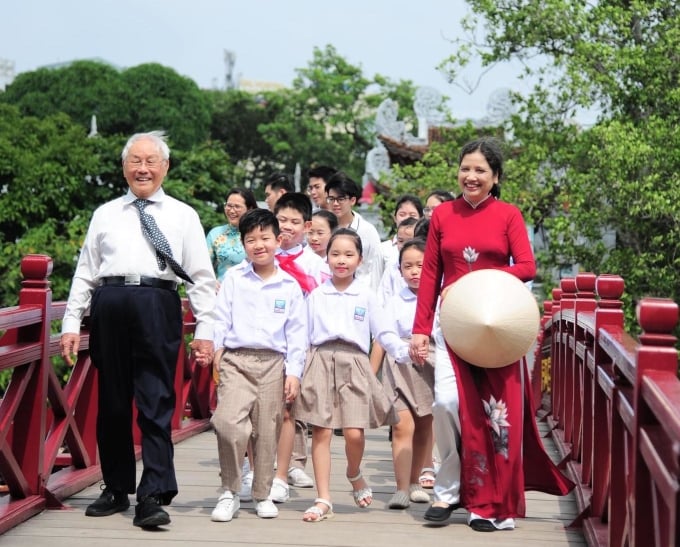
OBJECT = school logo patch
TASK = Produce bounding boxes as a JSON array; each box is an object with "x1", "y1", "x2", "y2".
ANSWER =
[
  {"x1": 354, "y1": 306, "x2": 366, "y2": 321},
  {"x1": 274, "y1": 299, "x2": 286, "y2": 313}
]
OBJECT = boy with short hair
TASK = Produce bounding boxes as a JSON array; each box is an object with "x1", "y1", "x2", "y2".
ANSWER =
[
  {"x1": 274, "y1": 192, "x2": 330, "y2": 292},
  {"x1": 269, "y1": 192, "x2": 329, "y2": 502},
  {"x1": 210, "y1": 208, "x2": 307, "y2": 522}
]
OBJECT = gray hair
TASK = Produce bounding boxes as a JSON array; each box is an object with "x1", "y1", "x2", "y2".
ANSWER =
[{"x1": 121, "y1": 131, "x2": 170, "y2": 161}]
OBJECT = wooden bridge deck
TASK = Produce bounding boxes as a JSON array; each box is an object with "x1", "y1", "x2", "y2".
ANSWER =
[{"x1": 1, "y1": 425, "x2": 585, "y2": 547}]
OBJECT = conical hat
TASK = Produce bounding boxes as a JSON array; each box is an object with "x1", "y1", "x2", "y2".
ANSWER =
[{"x1": 439, "y1": 269, "x2": 540, "y2": 368}]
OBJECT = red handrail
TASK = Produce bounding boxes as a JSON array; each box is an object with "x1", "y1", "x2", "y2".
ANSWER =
[
  {"x1": 0, "y1": 255, "x2": 215, "y2": 534},
  {"x1": 541, "y1": 273, "x2": 679, "y2": 547}
]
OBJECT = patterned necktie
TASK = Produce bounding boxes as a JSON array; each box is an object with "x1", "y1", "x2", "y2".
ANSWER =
[{"x1": 133, "y1": 198, "x2": 193, "y2": 284}]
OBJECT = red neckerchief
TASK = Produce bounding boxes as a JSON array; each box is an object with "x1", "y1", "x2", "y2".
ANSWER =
[{"x1": 277, "y1": 250, "x2": 318, "y2": 294}]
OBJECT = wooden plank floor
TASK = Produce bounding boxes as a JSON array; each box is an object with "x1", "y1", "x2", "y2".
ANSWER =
[{"x1": 1, "y1": 425, "x2": 585, "y2": 547}]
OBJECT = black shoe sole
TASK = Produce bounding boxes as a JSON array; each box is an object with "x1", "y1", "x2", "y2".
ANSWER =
[
  {"x1": 469, "y1": 518, "x2": 498, "y2": 532},
  {"x1": 133, "y1": 512, "x2": 171, "y2": 528},
  {"x1": 85, "y1": 501, "x2": 130, "y2": 517},
  {"x1": 423, "y1": 503, "x2": 460, "y2": 522}
]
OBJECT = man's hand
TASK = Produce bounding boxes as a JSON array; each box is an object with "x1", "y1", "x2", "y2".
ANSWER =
[
  {"x1": 60, "y1": 333, "x2": 80, "y2": 366},
  {"x1": 190, "y1": 338, "x2": 214, "y2": 368},
  {"x1": 409, "y1": 333, "x2": 430, "y2": 365},
  {"x1": 284, "y1": 375, "x2": 301, "y2": 404}
]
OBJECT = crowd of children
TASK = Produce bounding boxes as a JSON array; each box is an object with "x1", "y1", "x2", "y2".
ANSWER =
[
  {"x1": 206, "y1": 156, "x2": 573, "y2": 532},
  {"x1": 206, "y1": 172, "x2": 441, "y2": 525}
]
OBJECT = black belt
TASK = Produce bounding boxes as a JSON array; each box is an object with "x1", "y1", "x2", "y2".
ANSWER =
[{"x1": 100, "y1": 275, "x2": 178, "y2": 291}]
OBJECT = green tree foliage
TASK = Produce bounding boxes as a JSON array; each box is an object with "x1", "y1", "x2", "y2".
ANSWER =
[
  {"x1": 438, "y1": 0, "x2": 680, "y2": 329},
  {"x1": 1, "y1": 61, "x2": 210, "y2": 148},
  {"x1": 0, "y1": 104, "x2": 119, "y2": 306},
  {"x1": 206, "y1": 88, "x2": 283, "y2": 185},
  {"x1": 0, "y1": 60, "x2": 133, "y2": 134},
  {"x1": 257, "y1": 45, "x2": 418, "y2": 181},
  {"x1": 120, "y1": 63, "x2": 211, "y2": 148}
]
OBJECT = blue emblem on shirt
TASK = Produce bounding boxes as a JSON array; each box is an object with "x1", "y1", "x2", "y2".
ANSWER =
[
  {"x1": 354, "y1": 306, "x2": 366, "y2": 321},
  {"x1": 274, "y1": 299, "x2": 286, "y2": 313}
]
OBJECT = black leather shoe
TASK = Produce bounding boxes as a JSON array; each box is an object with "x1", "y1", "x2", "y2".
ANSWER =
[
  {"x1": 469, "y1": 518, "x2": 498, "y2": 532},
  {"x1": 85, "y1": 486, "x2": 130, "y2": 517},
  {"x1": 423, "y1": 502, "x2": 460, "y2": 522},
  {"x1": 133, "y1": 495, "x2": 171, "y2": 528}
]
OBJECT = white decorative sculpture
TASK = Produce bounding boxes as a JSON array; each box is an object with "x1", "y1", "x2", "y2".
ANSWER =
[
  {"x1": 365, "y1": 143, "x2": 391, "y2": 182},
  {"x1": 375, "y1": 99, "x2": 405, "y2": 141}
]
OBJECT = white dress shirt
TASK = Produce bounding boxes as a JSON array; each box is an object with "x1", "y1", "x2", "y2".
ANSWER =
[
  {"x1": 377, "y1": 258, "x2": 407, "y2": 307},
  {"x1": 347, "y1": 211, "x2": 384, "y2": 291},
  {"x1": 379, "y1": 236, "x2": 398, "y2": 271},
  {"x1": 62, "y1": 188, "x2": 217, "y2": 339},
  {"x1": 307, "y1": 279, "x2": 409, "y2": 363},
  {"x1": 213, "y1": 262, "x2": 308, "y2": 378}
]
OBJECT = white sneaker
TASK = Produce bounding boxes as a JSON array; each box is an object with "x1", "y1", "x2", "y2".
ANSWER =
[
  {"x1": 241, "y1": 457, "x2": 251, "y2": 476},
  {"x1": 211, "y1": 491, "x2": 240, "y2": 522},
  {"x1": 239, "y1": 470, "x2": 253, "y2": 502},
  {"x1": 255, "y1": 498, "x2": 279, "y2": 518},
  {"x1": 269, "y1": 477, "x2": 290, "y2": 503},
  {"x1": 287, "y1": 467, "x2": 314, "y2": 488}
]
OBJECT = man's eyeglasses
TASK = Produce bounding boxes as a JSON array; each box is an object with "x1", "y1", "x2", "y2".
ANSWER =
[{"x1": 326, "y1": 196, "x2": 349, "y2": 204}]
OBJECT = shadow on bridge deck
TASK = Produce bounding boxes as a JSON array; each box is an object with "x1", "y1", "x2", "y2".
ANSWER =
[{"x1": 1, "y1": 425, "x2": 584, "y2": 547}]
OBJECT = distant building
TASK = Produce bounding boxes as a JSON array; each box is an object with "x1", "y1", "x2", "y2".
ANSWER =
[
  {"x1": 236, "y1": 78, "x2": 286, "y2": 93},
  {"x1": 0, "y1": 58, "x2": 15, "y2": 90}
]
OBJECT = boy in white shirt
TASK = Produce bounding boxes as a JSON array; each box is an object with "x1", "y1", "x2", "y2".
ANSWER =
[
  {"x1": 210, "y1": 209, "x2": 307, "y2": 522},
  {"x1": 269, "y1": 193, "x2": 330, "y2": 502}
]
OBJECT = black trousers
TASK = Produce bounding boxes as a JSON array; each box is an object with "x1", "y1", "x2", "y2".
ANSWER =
[{"x1": 89, "y1": 285, "x2": 182, "y2": 503}]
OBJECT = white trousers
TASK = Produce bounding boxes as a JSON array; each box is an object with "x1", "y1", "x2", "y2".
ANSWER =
[{"x1": 432, "y1": 327, "x2": 462, "y2": 505}]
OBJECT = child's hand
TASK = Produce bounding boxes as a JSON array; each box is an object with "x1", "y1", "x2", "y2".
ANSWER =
[
  {"x1": 190, "y1": 339, "x2": 214, "y2": 367},
  {"x1": 409, "y1": 334, "x2": 430, "y2": 365},
  {"x1": 284, "y1": 375, "x2": 301, "y2": 403}
]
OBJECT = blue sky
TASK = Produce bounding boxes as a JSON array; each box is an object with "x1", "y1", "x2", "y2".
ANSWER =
[{"x1": 1, "y1": 0, "x2": 534, "y2": 121}]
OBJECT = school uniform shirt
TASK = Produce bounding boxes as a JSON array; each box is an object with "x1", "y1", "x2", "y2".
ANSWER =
[
  {"x1": 379, "y1": 236, "x2": 398, "y2": 271},
  {"x1": 62, "y1": 188, "x2": 217, "y2": 340},
  {"x1": 214, "y1": 262, "x2": 308, "y2": 378},
  {"x1": 307, "y1": 278, "x2": 409, "y2": 363},
  {"x1": 377, "y1": 258, "x2": 407, "y2": 307},
  {"x1": 347, "y1": 211, "x2": 384, "y2": 292},
  {"x1": 382, "y1": 286, "x2": 419, "y2": 339}
]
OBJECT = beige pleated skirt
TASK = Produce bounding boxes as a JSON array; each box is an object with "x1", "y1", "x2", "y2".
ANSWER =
[
  {"x1": 295, "y1": 340, "x2": 399, "y2": 429},
  {"x1": 382, "y1": 341, "x2": 435, "y2": 417}
]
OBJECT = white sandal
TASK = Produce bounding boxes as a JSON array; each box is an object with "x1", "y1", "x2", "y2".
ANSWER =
[
  {"x1": 347, "y1": 470, "x2": 372, "y2": 508},
  {"x1": 418, "y1": 467, "x2": 436, "y2": 489},
  {"x1": 302, "y1": 498, "x2": 334, "y2": 522}
]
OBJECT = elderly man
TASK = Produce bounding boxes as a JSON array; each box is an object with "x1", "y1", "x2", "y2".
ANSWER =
[{"x1": 60, "y1": 131, "x2": 216, "y2": 529}]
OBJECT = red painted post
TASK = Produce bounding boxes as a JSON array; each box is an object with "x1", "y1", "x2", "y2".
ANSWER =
[
  {"x1": 573, "y1": 273, "x2": 597, "y2": 470},
  {"x1": 632, "y1": 298, "x2": 679, "y2": 547},
  {"x1": 560, "y1": 278, "x2": 577, "y2": 449},
  {"x1": 13, "y1": 256, "x2": 52, "y2": 496}
]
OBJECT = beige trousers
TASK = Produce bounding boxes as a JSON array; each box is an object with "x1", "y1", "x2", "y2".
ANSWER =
[{"x1": 211, "y1": 348, "x2": 285, "y2": 500}]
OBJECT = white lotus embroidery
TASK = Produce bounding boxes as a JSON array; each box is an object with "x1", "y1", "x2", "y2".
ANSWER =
[
  {"x1": 463, "y1": 246, "x2": 479, "y2": 271},
  {"x1": 483, "y1": 396, "x2": 510, "y2": 437}
]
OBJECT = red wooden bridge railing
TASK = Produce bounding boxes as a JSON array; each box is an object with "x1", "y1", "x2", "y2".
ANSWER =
[
  {"x1": 540, "y1": 273, "x2": 679, "y2": 547},
  {"x1": 1, "y1": 257, "x2": 679, "y2": 544},
  {"x1": 0, "y1": 255, "x2": 215, "y2": 534}
]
